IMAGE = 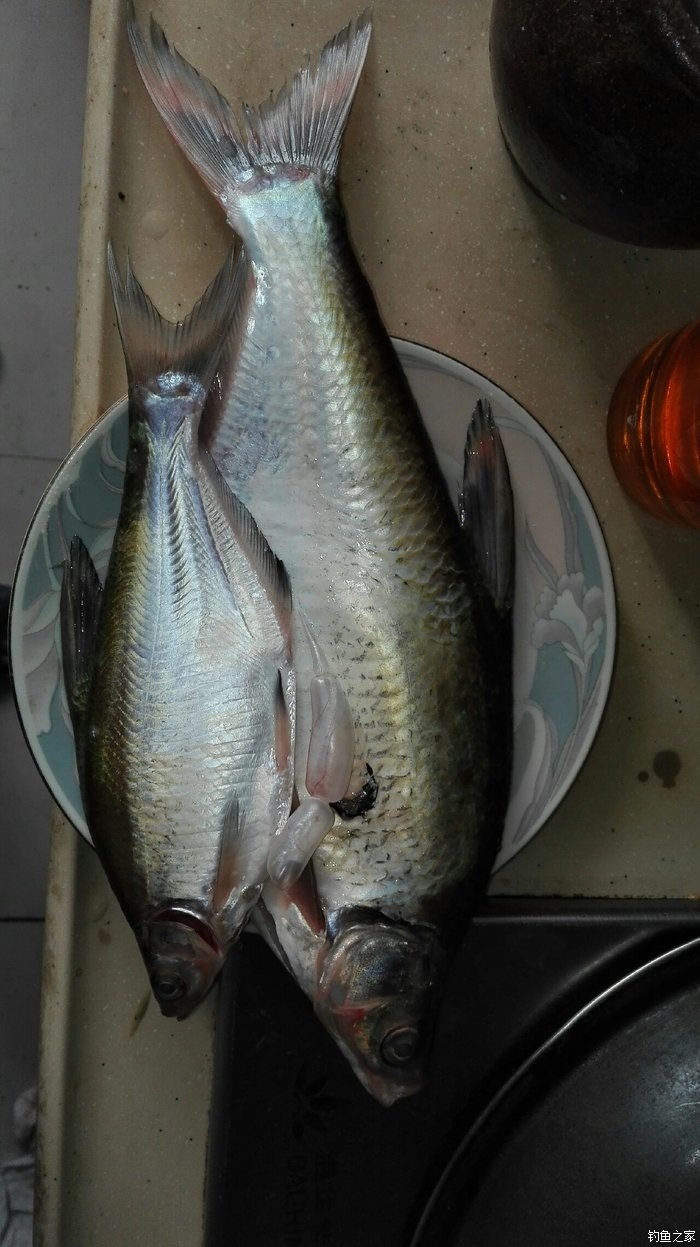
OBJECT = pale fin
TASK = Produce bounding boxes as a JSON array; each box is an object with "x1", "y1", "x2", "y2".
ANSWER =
[
  {"x1": 107, "y1": 241, "x2": 239, "y2": 389},
  {"x1": 200, "y1": 247, "x2": 254, "y2": 450},
  {"x1": 212, "y1": 793, "x2": 241, "y2": 916},
  {"x1": 457, "y1": 399, "x2": 514, "y2": 612},
  {"x1": 268, "y1": 798, "x2": 336, "y2": 890},
  {"x1": 200, "y1": 445, "x2": 293, "y2": 638},
  {"x1": 305, "y1": 675, "x2": 355, "y2": 802},
  {"x1": 127, "y1": 6, "x2": 372, "y2": 204},
  {"x1": 60, "y1": 537, "x2": 102, "y2": 739},
  {"x1": 266, "y1": 868, "x2": 326, "y2": 937},
  {"x1": 273, "y1": 670, "x2": 293, "y2": 774},
  {"x1": 298, "y1": 614, "x2": 357, "y2": 801}
]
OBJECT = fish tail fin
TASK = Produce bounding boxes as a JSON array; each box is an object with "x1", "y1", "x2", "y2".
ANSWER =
[
  {"x1": 127, "y1": 6, "x2": 372, "y2": 210},
  {"x1": 106, "y1": 241, "x2": 240, "y2": 390},
  {"x1": 458, "y1": 399, "x2": 515, "y2": 614}
]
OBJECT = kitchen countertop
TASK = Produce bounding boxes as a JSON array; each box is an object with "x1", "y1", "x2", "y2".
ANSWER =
[{"x1": 35, "y1": 1, "x2": 700, "y2": 1242}]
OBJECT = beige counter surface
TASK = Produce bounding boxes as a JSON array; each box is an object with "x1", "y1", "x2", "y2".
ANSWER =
[{"x1": 36, "y1": 0, "x2": 700, "y2": 1242}]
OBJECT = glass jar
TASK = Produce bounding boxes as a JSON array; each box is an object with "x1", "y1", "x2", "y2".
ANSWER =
[
  {"x1": 489, "y1": 0, "x2": 700, "y2": 247},
  {"x1": 607, "y1": 322, "x2": 700, "y2": 527}
]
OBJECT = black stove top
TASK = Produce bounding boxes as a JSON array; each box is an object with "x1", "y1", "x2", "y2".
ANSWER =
[{"x1": 205, "y1": 900, "x2": 700, "y2": 1247}]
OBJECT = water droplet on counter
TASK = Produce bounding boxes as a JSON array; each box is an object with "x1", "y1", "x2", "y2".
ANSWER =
[
  {"x1": 86, "y1": 882, "x2": 110, "y2": 923},
  {"x1": 141, "y1": 209, "x2": 171, "y2": 240}
]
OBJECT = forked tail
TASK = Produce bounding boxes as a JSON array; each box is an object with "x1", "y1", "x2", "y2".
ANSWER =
[
  {"x1": 107, "y1": 243, "x2": 241, "y2": 390},
  {"x1": 127, "y1": 6, "x2": 372, "y2": 214}
]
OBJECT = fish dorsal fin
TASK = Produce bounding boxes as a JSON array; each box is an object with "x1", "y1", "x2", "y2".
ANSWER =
[
  {"x1": 60, "y1": 536, "x2": 102, "y2": 746},
  {"x1": 107, "y1": 242, "x2": 238, "y2": 391},
  {"x1": 200, "y1": 247, "x2": 253, "y2": 451},
  {"x1": 127, "y1": 6, "x2": 372, "y2": 207},
  {"x1": 458, "y1": 398, "x2": 514, "y2": 613}
]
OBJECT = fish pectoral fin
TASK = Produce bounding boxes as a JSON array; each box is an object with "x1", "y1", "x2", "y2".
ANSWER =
[
  {"x1": 305, "y1": 673, "x2": 356, "y2": 803},
  {"x1": 266, "y1": 865, "x2": 326, "y2": 938},
  {"x1": 60, "y1": 536, "x2": 102, "y2": 738},
  {"x1": 107, "y1": 241, "x2": 238, "y2": 392},
  {"x1": 267, "y1": 798, "x2": 336, "y2": 890},
  {"x1": 457, "y1": 398, "x2": 515, "y2": 614},
  {"x1": 212, "y1": 793, "x2": 245, "y2": 916}
]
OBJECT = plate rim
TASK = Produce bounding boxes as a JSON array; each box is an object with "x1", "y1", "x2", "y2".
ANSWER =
[
  {"x1": 396, "y1": 337, "x2": 617, "y2": 869},
  {"x1": 9, "y1": 396, "x2": 128, "y2": 841},
  {"x1": 9, "y1": 343, "x2": 617, "y2": 867}
]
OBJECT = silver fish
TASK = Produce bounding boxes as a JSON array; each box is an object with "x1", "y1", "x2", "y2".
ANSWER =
[
  {"x1": 252, "y1": 400, "x2": 513, "y2": 1106},
  {"x1": 61, "y1": 249, "x2": 295, "y2": 1019},
  {"x1": 129, "y1": 12, "x2": 513, "y2": 1096}
]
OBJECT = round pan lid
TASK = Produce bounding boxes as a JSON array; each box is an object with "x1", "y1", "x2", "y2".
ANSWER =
[{"x1": 412, "y1": 935, "x2": 700, "y2": 1246}]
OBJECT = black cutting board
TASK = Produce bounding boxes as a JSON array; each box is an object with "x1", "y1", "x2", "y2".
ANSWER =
[{"x1": 204, "y1": 900, "x2": 700, "y2": 1247}]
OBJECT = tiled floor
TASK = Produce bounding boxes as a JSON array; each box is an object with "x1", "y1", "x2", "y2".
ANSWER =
[{"x1": 1, "y1": 0, "x2": 89, "y2": 1216}]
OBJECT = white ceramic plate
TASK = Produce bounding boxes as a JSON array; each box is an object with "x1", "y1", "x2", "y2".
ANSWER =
[{"x1": 10, "y1": 340, "x2": 615, "y2": 871}]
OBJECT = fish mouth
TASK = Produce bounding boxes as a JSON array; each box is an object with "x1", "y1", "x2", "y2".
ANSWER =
[
  {"x1": 362, "y1": 1068, "x2": 422, "y2": 1108},
  {"x1": 144, "y1": 905, "x2": 225, "y2": 1020},
  {"x1": 324, "y1": 1000, "x2": 427, "y2": 1106}
]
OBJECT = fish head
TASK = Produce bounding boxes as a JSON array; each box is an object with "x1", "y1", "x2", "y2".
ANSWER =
[
  {"x1": 141, "y1": 906, "x2": 225, "y2": 1020},
  {"x1": 316, "y1": 908, "x2": 444, "y2": 1106}
]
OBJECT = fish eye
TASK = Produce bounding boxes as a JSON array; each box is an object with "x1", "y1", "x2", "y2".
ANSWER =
[
  {"x1": 152, "y1": 970, "x2": 188, "y2": 1003},
  {"x1": 380, "y1": 1025, "x2": 421, "y2": 1067}
]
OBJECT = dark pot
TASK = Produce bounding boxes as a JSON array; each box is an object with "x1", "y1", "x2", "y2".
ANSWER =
[{"x1": 489, "y1": 0, "x2": 700, "y2": 247}]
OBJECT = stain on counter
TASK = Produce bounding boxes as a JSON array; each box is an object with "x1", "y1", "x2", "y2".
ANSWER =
[{"x1": 652, "y1": 750, "x2": 681, "y2": 789}]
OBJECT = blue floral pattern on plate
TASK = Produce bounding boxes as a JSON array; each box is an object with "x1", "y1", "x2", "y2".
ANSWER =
[{"x1": 9, "y1": 340, "x2": 616, "y2": 871}]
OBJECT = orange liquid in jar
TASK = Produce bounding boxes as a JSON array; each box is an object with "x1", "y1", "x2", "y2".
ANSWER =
[{"x1": 607, "y1": 320, "x2": 700, "y2": 528}]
